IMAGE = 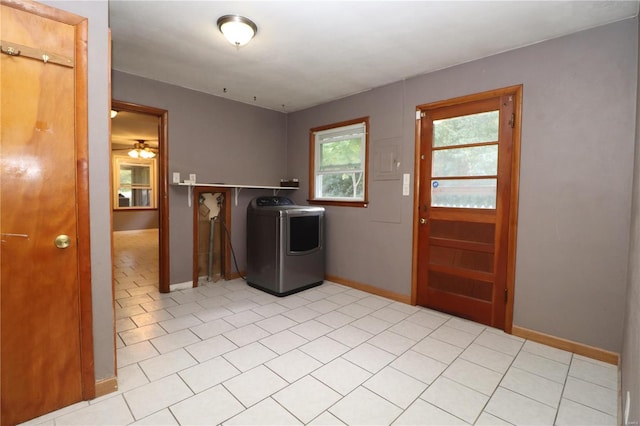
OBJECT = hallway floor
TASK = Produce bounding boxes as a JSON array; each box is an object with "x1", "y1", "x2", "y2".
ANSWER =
[{"x1": 22, "y1": 229, "x2": 619, "y2": 425}]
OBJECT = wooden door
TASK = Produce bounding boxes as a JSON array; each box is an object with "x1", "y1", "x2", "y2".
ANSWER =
[
  {"x1": 415, "y1": 88, "x2": 520, "y2": 329},
  {"x1": 0, "y1": 3, "x2": 93, "y2": 425}
]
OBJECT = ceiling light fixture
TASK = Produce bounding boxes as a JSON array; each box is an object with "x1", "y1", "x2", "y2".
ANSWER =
[
  {"x1": 217, "y1": 15, "x2": 257, "y2": 47},
  {"x1": 128, "y1": 141, "x2": 156, "y2": 159},
  {"x1": 110, "y1": 110, "x2": 118, "y2": 118}
]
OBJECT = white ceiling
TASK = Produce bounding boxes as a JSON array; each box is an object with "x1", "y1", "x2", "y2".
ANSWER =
[{"x1": 109, "y1": 1, "x2": 639, "y2": 113}]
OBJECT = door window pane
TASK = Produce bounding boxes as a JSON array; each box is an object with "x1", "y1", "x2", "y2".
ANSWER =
[
  {"x1": 431, "y1": 178, "x2": 497, "y2": 208},
  {"x1": 433, "y1": 110, "x2": 499, "y2": 147},
  {"x1": 432, "y1": 145, "x2": 498, "y2": 177}
]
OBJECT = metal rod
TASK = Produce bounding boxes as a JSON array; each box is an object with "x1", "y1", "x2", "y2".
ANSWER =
[{"x1": 208, "y1": 217, "x2": 216, "y2": 281}]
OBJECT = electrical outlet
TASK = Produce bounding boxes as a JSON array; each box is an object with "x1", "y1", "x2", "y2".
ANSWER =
[
  {"x1": 172, "y1": 172, "x2": 180, "y2": 184},
  {"x1": 189, "y1": 173, "x2": 197, "y2": 183}
]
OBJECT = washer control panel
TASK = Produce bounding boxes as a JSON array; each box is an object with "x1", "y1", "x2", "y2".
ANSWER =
[{"x1": 255, "y1": 196, "x2": 295, "y2": 207}]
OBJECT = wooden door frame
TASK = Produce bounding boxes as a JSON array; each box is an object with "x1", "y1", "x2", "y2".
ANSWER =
[
  {"x1": 411, "y1": 85, "x2": 522, "y2": 333},
  {"x1": 1, "y1": 0, "x2": 95, "y2": 399},
  {"x1": 111, "y1": 100, "x2": 170, "y2": 293}
]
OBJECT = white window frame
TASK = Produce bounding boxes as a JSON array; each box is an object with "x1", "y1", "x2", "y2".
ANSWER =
[
  {"x1": 309, "y1": 117, "x2": 369, "y2": 207},
  {"x1": 113, "y1": 155, "x2": 157, "y2": 210}
]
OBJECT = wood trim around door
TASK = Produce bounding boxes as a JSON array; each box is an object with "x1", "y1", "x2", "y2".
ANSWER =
[
  {"x1": 411, "y1": 85, "x2": 522, "y2": 333},
  {"x1": 73, "y1": 12, "x2": 95, "y2": 401},
  {"x1": 111, "y1": 100, "x2": 170, "y2": 293},
  {"x1": 2, "y1": 0, "x2": 96, "y2": 402}
]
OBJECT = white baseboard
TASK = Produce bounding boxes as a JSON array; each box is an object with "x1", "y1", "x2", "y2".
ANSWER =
[{"x1": 170, "y1": 281, "x2": 192, "y2": 291}]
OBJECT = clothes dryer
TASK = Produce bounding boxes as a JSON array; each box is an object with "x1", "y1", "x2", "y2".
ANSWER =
[{"x1": 246, "y1": 196, "x2": 325, "y2": 296}]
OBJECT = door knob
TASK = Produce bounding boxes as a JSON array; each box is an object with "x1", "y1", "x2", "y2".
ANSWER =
[
  {"x1": 54, "y1": 234, "x2": 71, "y2": 249},
  {"x1": 419, "y1": 218, "x2": 427, "y2": 224}
]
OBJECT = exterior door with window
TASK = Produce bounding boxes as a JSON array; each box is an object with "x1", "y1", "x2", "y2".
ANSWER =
[{"x1": 415, "y1": 88, "x2": 520, "y2": 329}]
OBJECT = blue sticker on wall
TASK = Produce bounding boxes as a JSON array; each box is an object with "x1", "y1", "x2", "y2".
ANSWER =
[{"x1": 432, "y1": 181, "x2": 439, "y2": 188}]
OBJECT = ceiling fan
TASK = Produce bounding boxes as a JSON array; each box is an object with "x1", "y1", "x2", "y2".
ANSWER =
[{"x1": 113, "y1": 139, "x2": 158, "y2": 159}]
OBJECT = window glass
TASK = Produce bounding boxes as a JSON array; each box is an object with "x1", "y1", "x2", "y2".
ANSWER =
[
  {"x1": 114, "y1": 157, "x2": 156, "y2": 209},
  {"x1": 433, "y1": 110, "x2": 499, "y2": 147},
  {"x1": 431, "y1": 178, "x2": 497, "y2": 209},
  {"x1": 432, "y1": 145, "x2": 498, "y2": 177},
  {"x1": 319, "y1": 139, "x2": 362, "y2": 172},
  {"x1": 310, "y1": 118, "x2": 368, "y2": 205},
  {"x1": 316, "y1": 172, "x2": 364, "y2": 199},
  {"x1": 120, "y1": 164, "x2": 151, "y2": 185}
]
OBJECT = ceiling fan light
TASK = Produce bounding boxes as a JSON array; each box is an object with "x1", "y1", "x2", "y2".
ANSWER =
[
  {"x1": 127, "y1": 141, "x2": 156, "y2": 159},
  {"x1": 140, "y1": 149, "x2": 156, "y2": 159},
  {"x1": 217, "y1": 15, "x2": 257, "y2": 47}
]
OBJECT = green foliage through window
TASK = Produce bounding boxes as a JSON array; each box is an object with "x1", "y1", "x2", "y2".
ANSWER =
[
  {"x1": 433, "y1": 111, "x2": 499, "y2": 147},
  {"x1": 431, "y1": 110, "x2": 499, "y2": 209},
  {"x1": 311, "y1": 119, "x2": 368, "y2": 204}
]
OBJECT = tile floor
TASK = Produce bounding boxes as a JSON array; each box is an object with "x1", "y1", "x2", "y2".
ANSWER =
[{"x1": 21, "y1": 229, "x2": 619, "y2": 425}]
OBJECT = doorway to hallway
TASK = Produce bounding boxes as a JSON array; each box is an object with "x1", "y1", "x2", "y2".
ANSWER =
[{"x1": 111, "y1": 100, "x2": 169, "y2": 293}]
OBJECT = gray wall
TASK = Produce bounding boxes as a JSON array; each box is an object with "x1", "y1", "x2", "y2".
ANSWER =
[
  {"x1": 40, "y1": 1, "x2": 114, "y2": 381},
  {"x1": 112, "y1": 72, "x2": 288, "y2": 283},
  {"x1": 287, "y1": 81, "x2": 412, "y2": 294},
  {"x1": 288, "y1": 19, "x2": 638, "y2": 353},
  {"x1": 621, "y1": 16, "x2": 640, "y2": 426},
  {"x1": 34, "y1": 0, "x2": 639, "y2": 399},
  {"x1": 113, "y1": 210, "x2": 159, "y2": 231}
]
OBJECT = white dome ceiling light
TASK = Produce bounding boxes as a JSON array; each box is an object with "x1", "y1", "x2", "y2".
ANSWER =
[{"x1": 217, "y1": 15, "x2": 257, "y2": 47}]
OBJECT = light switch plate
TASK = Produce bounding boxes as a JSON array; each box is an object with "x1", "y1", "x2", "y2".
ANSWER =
[
  {"x1": 172, "y1": 172, "x2": 180, "y2": 184},
  {"x1": 402, "y1": 173, "x2": 410, "y2": 196},
  {"x1": 189, "y1": 173, "x2": 196, "y2": 183}
]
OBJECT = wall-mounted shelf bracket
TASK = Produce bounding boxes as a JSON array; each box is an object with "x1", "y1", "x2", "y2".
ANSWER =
[{"x1": 174, "y1": 182, "x2": 297, "y2": 207}]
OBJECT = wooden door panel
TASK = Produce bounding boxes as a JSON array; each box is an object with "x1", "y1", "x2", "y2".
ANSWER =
[
  {"x1": 424, "y1": 287, "x2": 492, "y2": 324},
  {"x1": 1, "y1": 4, "x2": 85, "y2": 425},
  {"x1": 429, "y1": 246, "x2": 495, "y2": 273},
  {"x1": 416, "y1": 91, "x2": 518, "y2": 329}
]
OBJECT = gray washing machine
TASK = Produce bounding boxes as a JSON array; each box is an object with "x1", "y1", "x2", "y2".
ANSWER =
[{"x1": 246, "y1": 196, "x2": 325, "y2": 296}]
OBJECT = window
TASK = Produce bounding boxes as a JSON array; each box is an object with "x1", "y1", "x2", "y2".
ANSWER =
[
  {"x1": 113, "y1": 156, "x2": 157, "y2": 209},
  {"x1": 430, "y1": 110, "x2": 500, "y2": 209},
  {"x1": 309, "y1": 117, "x2": 369, "y2": 207}
]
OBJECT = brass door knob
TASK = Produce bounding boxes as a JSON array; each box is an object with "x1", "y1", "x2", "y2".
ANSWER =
[{"x1": 54, "y1": 234, "x2": 71, "y2": 249}]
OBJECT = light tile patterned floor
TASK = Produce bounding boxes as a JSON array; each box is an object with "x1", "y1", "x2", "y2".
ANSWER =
[{"x1": 21, "y1": 229, "x2": 619, "y2": 425}]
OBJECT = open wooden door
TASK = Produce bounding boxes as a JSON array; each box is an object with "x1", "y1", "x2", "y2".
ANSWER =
[
  {"x1": 0, "y1": 2, "x2": 94, "y2": 424},
  {"x1": 414, "y1": 87, "x2": 521, "y2": 330}
]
